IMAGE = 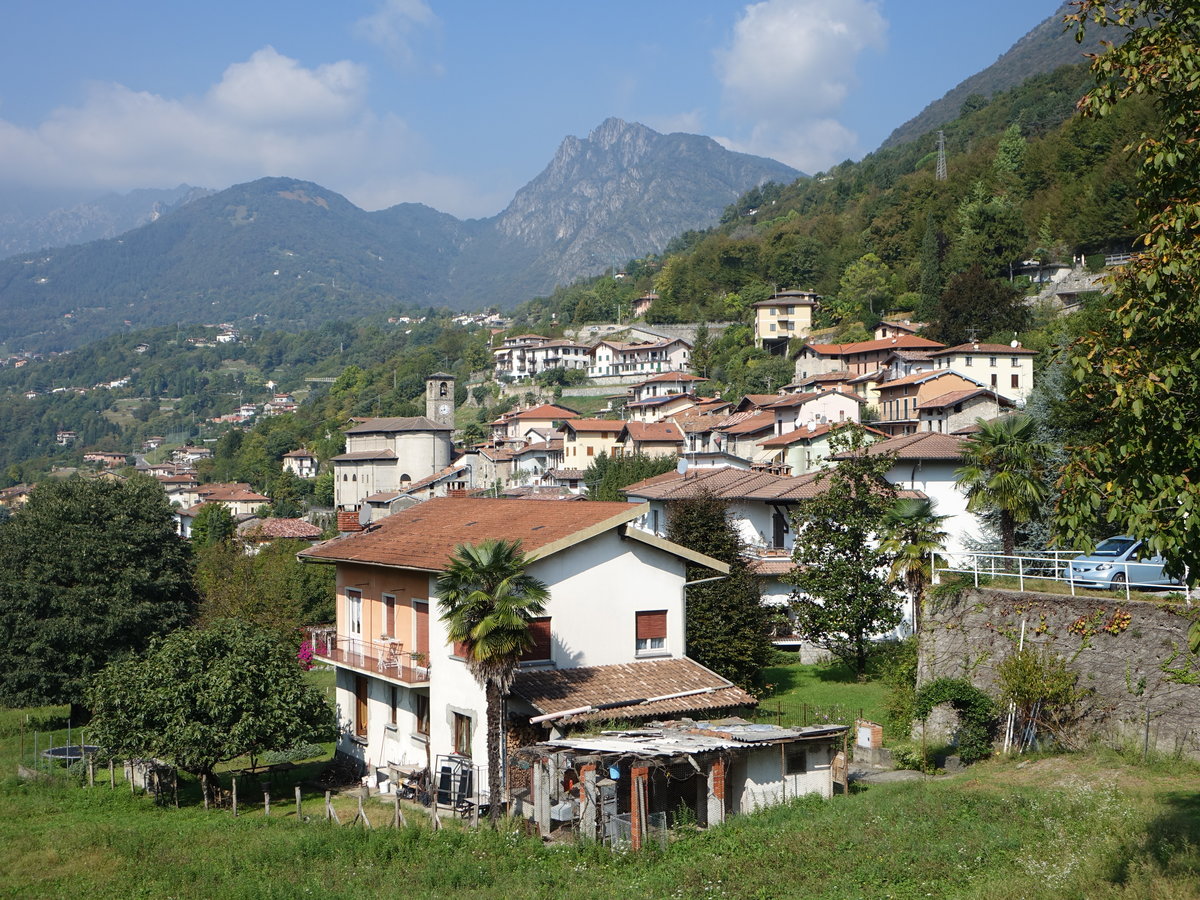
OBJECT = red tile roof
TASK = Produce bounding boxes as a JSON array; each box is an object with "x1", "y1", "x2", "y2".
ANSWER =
[
  {"x1": 718, "y1": 411, "x2": 776, "y2": 436},
  {"x1": 511, "y1": 658, "x2": 756, "y2": 723},
  {"x1": 918, "y1": 389, "x2": 1014, "y2": 411},
  {"x1": 299, "y1": 497, "x2": 644, "y2": 571},
  {"x1": 799, "y1": 335, "x2": 945, "y2": 357},
  {"x1": 240, "y1": 518, "x2": 323, "y2": 540},
  {"x1": 837, "y1": 432, "x2": 966, "y2": 461},
  {"x1": 330, "y1": 449, "x2": 398, "y2": 462},
  {"x1": 876, "y1": 369, "x2": 982, "y2": 391},
  {"x1": 343, "y1": 416, "x2": 452, "y2": 434},
  {"x1": 510, "y1": 403, "x2": 580, "y2": 420},
  {"x1": 620, "y1": 421, "x2": 684, "y2": 443},
  {"x1": 758, "y1": 423, "x2": 836, "y2": 447},
  {"x1": 624, "y1": 467, "x2": 828, "y2": 502},
  {"x1": 929, "y1": 342, "x2": 1037, "y2": 356}
]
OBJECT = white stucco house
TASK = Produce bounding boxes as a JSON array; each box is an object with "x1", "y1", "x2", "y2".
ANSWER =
[{"x1": 299, "y1": 498, "x2": 752, "y2": 802}]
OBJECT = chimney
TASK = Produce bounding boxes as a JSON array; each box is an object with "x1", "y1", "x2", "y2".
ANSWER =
[
  {"x1": 447, "y1": 489, "x2": 468, "y2": 499},
  {"x1": 337, "y1": 510, "x2": 364, "y2": 533}
]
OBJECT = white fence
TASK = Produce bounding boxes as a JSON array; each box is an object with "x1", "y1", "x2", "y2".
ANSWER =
[{"x1": 931, "y1": 550, "x2": 1185, "y2": 603}]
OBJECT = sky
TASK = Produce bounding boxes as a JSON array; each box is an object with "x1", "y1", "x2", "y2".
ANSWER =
[{"x1": 0, "y1": 1, "x2": 1071, "y2": 220}]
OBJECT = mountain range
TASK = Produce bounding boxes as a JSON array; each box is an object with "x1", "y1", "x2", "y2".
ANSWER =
[{"x1": 0, "y1": 119, "x2": 797, "y2": 351}]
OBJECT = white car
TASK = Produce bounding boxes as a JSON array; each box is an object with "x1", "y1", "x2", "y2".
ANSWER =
[{"x1": 1063, "y1": 536, "x2": 1179, "y2": 589}]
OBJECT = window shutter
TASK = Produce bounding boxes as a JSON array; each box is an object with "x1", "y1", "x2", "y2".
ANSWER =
[
  {"x1": 636, "y1": 610, "x2": 668, "y2": 640},
  {"x1": 453, "y1": 639, "x2": 470, "y2": 659},
  {"x1": 414, "y1": 600, "x2": 430, "y2": 655},
  {"x1": 520, "y1": 617, "x2": 552, "y2": 662}
]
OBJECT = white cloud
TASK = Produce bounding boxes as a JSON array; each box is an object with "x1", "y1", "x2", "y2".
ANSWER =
[
  {"x1": 643, "y1": 110, "x2": 705, "y2": 136},
  {"x1": 716, "y1": 0, "x2": 886, "y2": 172},
  {"x1": 0, "y1": 46, "x2": 498, "y2": 218},
  {"x1": 352, "y1": 0, "x2": 441, "y2": 71}
]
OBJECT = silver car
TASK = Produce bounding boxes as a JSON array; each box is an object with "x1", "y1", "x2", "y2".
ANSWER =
[{"x1": 1064, "y1": 536, "x2": 1179, "y2": 589}]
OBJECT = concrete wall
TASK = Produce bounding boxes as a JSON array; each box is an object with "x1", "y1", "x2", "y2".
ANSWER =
[{"x1": 920, "y1": 586, "x2": 1200, "y2": 757}]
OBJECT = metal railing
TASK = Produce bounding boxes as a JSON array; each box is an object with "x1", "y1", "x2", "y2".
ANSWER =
[
  {"x1": 932, "y1": 549, "x2": 1184, "y2": 602},
  {"x1": 306, "y1": 629, "x2": 431, "y2": 683}
]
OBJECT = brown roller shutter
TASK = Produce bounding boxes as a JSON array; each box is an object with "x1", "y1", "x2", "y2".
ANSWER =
[
  {"x1": 520, "y1": 617, "x2": 552, "y2": 662},
  {"x1": 636, "y1": 610, "x2": 668, "y2": 640}
]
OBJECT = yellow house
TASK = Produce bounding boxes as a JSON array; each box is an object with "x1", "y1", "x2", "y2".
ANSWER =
[
  {"x1": 560, "y1": 418, "x2": 624, "y2": 463},
  {"x1": 752, "y1": 290, "x2": 819, "y2": 355}
]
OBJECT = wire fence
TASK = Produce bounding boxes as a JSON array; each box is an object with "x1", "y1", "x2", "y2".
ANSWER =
[{"x1": 747, "y1": 699, "x2": 864, "y2": 730}]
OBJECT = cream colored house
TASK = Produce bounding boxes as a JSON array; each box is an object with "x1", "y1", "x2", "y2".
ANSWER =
[
  {"x1": 928, "y1": 342, "x2": 1037, "y2": 405},
  {"x1": 752, "y1": 290, "x2": 820, "y2": 354},
  {"x1": 559, "y1": 418, "x2": 624, "y2": 463}
]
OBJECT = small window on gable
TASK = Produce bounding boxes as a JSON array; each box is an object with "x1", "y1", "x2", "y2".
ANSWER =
[{"x1": 636, "y1": 610, "x2": 668, "y2": 653}]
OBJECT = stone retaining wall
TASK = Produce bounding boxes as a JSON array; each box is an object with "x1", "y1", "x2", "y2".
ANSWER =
[{"x1": 920, "y1": 586, "x2": 1199, "y2": 756}]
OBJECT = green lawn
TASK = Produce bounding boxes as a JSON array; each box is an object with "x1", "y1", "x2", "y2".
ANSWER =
[
  {"x1": 1, "y1": 738, "x2": 1196, "y2": 899},
  {"x1": 754, "y1": 658, "x2": 891, "y2": 730}
]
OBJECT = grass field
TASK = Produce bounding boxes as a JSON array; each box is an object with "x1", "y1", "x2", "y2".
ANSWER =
[
  {"x1": 756, "y1": 657, "x2": 890, "y2": 728},
  {"x1": 1, "y1": 740, "x2": 1197, "y2": 899},
  {"x1": 3, "y1": 664, "x2": 1198, "y2": 898}
]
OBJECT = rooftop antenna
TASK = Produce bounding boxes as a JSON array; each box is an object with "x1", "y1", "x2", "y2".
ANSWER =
[{"x1": 935, "y1": 131, "x2": 947, "y2": 182}]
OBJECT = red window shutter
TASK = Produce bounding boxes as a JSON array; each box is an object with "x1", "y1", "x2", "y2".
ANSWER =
[
  {"x1": 414, "y1": 600, "x2": 430, "y2": 655},
  {"x1": 520, "y1": 617, "x2": 552, "y2": 662},
  {"x1": 636, "y1": 610, "x2": 668, "y2": 640},
  {"x1": 452, "y1": 639, "x2": 470, "y2": 659}
]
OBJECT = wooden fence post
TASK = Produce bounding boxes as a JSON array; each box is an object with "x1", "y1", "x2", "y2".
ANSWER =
[
  {"x1": 392, "y1": 792, "x2": 406, "y2": 828},
  {"x1": 296, "y1": 786, "x2": 302, "y2": 820},
  {"x1": 201, "y1": 772, "x2": 208, "y2": 809},
  {"x1": 232, "y1": 777, "x2": 238, "y2": 817},
  {"x1": 87, "y1": 756, "x2": 95, "y2": 787},
  {"x1": 351, "y1": 789, "x2": 372, "y2": 829},
  {"x1": 109, "y1": 758, "x2": 115, "y2": 790},
  {"x1": 325, "y1": 790, "x2": 340, "y2": 824},
  {"x1": 263, "y1": 789, "x2": 271, "y2": 817}
]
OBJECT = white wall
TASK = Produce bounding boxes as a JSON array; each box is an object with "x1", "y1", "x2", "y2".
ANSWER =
[
  {"x1": 424, "y1": 531, "x2": 691, "y2": 797},
  {"x1": 884, "y1": 459, "x2": 979, "y2": 556},
  {"x1": 730, "y1": 741, "x2": 835, "y2": 812}
]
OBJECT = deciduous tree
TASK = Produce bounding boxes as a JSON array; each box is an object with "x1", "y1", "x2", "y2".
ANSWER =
[
  {"x1": 0, "y1": 476, "x2": 196, "y2": 713},
  {"x1": 785, "y1": 427, "x2": 902, "y2": 676},
  {"x1": 1058, "y1": 2, "x2": 1200, "y2": 580},
  {"x1": 87, "y1": 620, "x2": 334, "y2": 783}
]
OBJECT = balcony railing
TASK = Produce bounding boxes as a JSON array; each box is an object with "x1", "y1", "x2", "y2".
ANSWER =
[{"x1": 306, "y1": 629, "x2": 431, "y2": 683}]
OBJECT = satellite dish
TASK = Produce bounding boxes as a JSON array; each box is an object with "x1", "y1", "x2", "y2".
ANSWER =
[
  {"x1": 358, "y1": 505, "x2": 372, "y2": 527},
  {"x1": 677, "y1": 457, "x2": 689, "y2": 475}
]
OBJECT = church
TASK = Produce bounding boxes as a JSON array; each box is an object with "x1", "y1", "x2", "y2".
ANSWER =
[{"x1": 332, "y1": 374, "x2": 457, "y2": 515}]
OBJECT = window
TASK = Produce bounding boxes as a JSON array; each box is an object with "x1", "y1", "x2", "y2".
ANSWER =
[
  {"x1": 383, "y1": 594, "x2": 396, "y2": 638},
  {"x1": 452, "y1": 638, "x2": 470, "y2": 659},
  {"x1": 989, "y1": 356, "x2": 997, "y2": 366},
  {"x1": 347, "y1": 589, "x2": 362, "y2": 637},
  {"x1": 636, "y1": 610, "x2": 668, "y2": 653},
  {"x1": 991, "y1": 374, "x2": 998, "y2": 388},
  {"x1": 1011, "y1": 374, "x2": 1020, "y2": 389},
  {"x1": 414, "y1": 694, "x2": 430, "y2": 736},
  {"x1": 520, "y1": 617, "x2": 553, "y2": 663},
  {"x1": 390, "y1": 684, "x2": 398, "y2": 726},
  {"x1": 354, "y1": 675, "x2": 368, "y2": 738},
  {"x1": 785, "y1": 746, "x2": 807, "y2": 774},
  {"x1": 964, "y1": 356, "x2": 973, "y2": 366},
  {"x1": 1011, "y1": 357, "x2": 1020, "y2": 367},
  {"x1": 453, "y1": 713, "x2": 472, "y2": 756},
  {"x1": 587, "y1": 446, "x2": 594, "y2": 456}
]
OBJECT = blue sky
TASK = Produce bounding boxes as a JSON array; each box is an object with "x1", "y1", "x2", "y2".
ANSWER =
[{"x1": 0, "y1": 1, "x2": 1071, "y2": 218}]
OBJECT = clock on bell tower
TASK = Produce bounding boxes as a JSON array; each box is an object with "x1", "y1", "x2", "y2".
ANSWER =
[{"x1": 426, "y1": 373, "x2": 456, "y2": 427}]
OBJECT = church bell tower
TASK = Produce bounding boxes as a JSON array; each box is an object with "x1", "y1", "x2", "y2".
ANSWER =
[{"x1": 426, "y1": 373, "x2": 456, "y2": 427}]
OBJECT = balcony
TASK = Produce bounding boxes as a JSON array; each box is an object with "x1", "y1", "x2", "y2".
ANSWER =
[{"x1": 306, "y1": 628, "x2": 431, "y2": 684}]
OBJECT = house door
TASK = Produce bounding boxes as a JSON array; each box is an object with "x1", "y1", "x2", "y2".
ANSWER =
[{"x1": 354, "y1": 675, "x2": 368, "y2": 738}]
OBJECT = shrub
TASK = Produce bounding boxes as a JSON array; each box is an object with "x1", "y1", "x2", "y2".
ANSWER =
[{"x1": 913, "y1": 677, "x2": 997, "y2": 763}]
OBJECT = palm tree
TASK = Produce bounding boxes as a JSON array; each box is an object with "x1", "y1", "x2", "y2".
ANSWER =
[
  {"x1": 955, "y1": 414, "x2": 1050, "y2": 558},
  {"x1": 436, "y1": 538, "x2": 549, "y2": 823},
  {"x1": 880, "y1": 497, "x2": 948, "y2": 633}
]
